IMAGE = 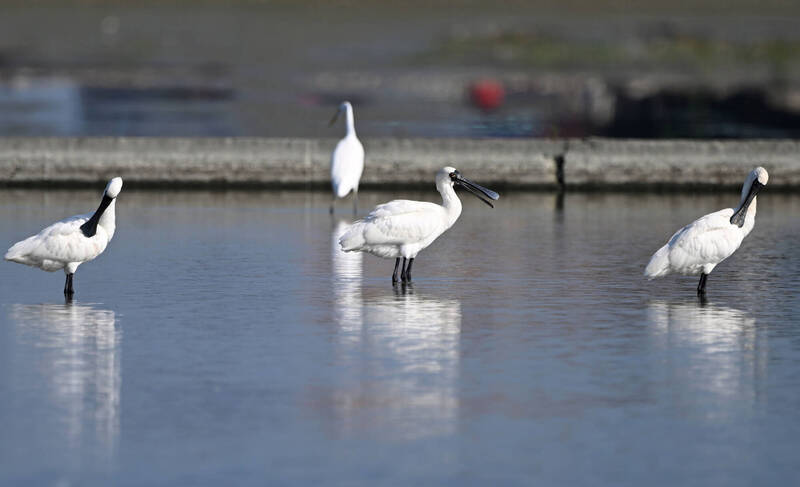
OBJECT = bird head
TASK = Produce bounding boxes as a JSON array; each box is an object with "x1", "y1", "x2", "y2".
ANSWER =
[
  {"x1": 104, "y1": 177, "x2": 123, "y2": 199},
  {"x1": 329, "y1": 101, "x2": 352, "y2": 127},
  {"x1": 437, "y1": 167, "x2": 500, "y2": 208},
  {"x1": 731, "y1": 167, "x2": 768, "y2": 227}
]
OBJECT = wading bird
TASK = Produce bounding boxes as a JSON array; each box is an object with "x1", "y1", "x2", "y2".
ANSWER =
[
  {"x1": 644, "y1": 167, "x2": 768, "y2": 295},
  {"x1": 5, "y1": 177, "x2": 123, "y2": 296},
  {"x1": 339, "y1": 166, "x2": 499, "y2": 283},
  {"x1": 329, "y1": 101, "x2": 365, "y2": 215}
]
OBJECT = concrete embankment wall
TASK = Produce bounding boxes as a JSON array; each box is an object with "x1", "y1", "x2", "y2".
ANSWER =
[{"x1": 0, "y1": 137, "x2": 798, "y2": 190}]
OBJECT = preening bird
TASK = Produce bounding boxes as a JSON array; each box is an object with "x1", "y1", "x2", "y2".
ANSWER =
[
  {"x1": 644, "y1": 167, "x2": 768, "y2": 294},
  {"x1": 5, "y1": 177, "x2": 123, "y2": 296},
  {"x1": 329, "y1": 101, "x2": 365, "y2": 215},
  {"x1": 339, "y1": 166, "x2": 499, "y2": 283}
]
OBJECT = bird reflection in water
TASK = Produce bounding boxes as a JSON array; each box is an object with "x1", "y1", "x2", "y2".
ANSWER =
[
  {"x1": 10, "y1": 302, "x2": 121, "y2": 468},
  {"x1": 331, "y1": 223, "x2": 461, "y2": 439},
  {"x1": 393, "y1": 281, "x2": 414, "y2": 296},
  {"x1": 646, "y1": 300, "x2": 767, "y2": 414},
  {"x1": 332, "y1": 220, "x2": 363, "y2": 343}
]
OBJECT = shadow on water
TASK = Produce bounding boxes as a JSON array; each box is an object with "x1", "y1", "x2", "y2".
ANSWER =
[
  {"x1": 8, "y1": 302, "x2": 121, "y2": 470},
  {"x1": 329, "y1": 219, "x2": 461, "y2": 440}
]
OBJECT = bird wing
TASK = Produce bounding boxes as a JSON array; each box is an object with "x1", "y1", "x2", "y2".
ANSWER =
[
  {"x1": 13, "y1": 213, "x2": 106, "y2": 263},
  {"x1": 667, "y1": 208, "x2": 743, "y2": 266},
  {"x1": 364, "y1": 199, "x2": 432, "y2": 219},
  {"x1": 357, "y1": 200, "x2": 446, "y2": 245},
  {"x1": 331, "y1": 137, "x2": 365, "y2": 197}
]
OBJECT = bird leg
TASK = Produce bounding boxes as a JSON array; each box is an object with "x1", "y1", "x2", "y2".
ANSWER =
[
  {"x1": 64, "y1": 273, "x2": 75, "y2": 296},
  {"x1": 392, "y1": 258, "x2": 401, "y2": 284},
  {"x1": 697, "y1": 273, "x2": 708, "y2": 295},
  {"x1": 404, "y1": 258, "x2": 414, "y2": 282},
  {"x1": 352, "y1": 191, "x2": 358, "y2": 216},
  {"x1": 400, "y1": 257, "x2": 409, "y2": 282},
  {"x1": 329, "y1": 197, "x2": 335, "y2": 215}
]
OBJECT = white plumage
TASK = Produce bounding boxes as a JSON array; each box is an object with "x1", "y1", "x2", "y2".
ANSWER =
[
  {"x1": 644, "y1": 167, "x2": 768, "y2": 293},
  {"x1": 340, "y1": 166, "x2": 498, "y2": 283},
  {"x1": 6, "y1": 216, "x2": 109, "y2": 272},
  {"x1": 329, "y1": 101, "x2": 365, "y2": 214},
  {"x1": 644, "y1": 209, "x2": 741, "y2": 278},
  {"x1": 5, "y1": 177, "x2": 123, "y2": 295},
  {"x1": 340, "y1": 199, "x2": 451, "y2": 259}
]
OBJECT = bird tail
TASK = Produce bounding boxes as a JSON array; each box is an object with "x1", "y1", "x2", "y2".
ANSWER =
[
  {"x1": 644, "y1": 244, "x2": 671, "y2": 279},
  {"x1": 338, "y1": 221, "x2": 366, "y2": 252},
  {"x1": 4, "y1": 236, "x2": 37, "y2": 265}
]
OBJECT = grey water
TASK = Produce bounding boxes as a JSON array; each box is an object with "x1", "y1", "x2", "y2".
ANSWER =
[{"x1": 1, "y1": 189, "x2": 799, "y2": 486}]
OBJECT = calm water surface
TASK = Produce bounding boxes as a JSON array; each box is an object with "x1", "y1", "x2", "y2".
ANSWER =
[{"x1": 1, "y1": 189, "x2": 799, "y2": 486}]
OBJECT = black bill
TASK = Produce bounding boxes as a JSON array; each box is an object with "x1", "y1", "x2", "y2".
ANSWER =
[
  {"x1": 730, "y1": 180, "x2": 765, "y2": 227},
  {"x1": 450, "y1": 171, "x2": 500, "y2": 208},
  {"x1": 328, "y1": 109, "x2": 341, "y2": 127},
  {"x1": 80, "y1": 194, "x2": 114, "y2": 238}
]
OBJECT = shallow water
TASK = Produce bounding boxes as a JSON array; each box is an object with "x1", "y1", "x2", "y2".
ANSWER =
[{"x1": 1, "y1": 189, "x2": 799, "y2": 486}]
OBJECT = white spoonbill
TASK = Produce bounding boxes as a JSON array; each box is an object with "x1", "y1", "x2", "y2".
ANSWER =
[
  {"x1": 339, "y1": 166, "x2": 499, "y2": 283},
  {"x1": 329, "y1": 101, "x2": 365, "y2": 215},
  {"x1": 644, "y1": 167, "x2": 768, "y2": 294},
  {"x1": 5, "y1": 177, "x2": 123, "y2": 296}
]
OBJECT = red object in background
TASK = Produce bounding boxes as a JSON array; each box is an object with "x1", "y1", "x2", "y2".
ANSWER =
[{"x1": 469, "y1": 80, "x2": 505, "y2": 112}]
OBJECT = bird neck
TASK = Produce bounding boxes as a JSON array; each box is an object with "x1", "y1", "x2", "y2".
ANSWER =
[
  {"x1": 439, "y1": 184, "x2": 463, "y2": 226},
  {"x1": 743, "y1": 196, "x2": 757, "y2": 223},
  {"x1": 344, "y1": 105, "x2": 356, "y2": 136},
  {"x1": 99, "y1": 199, "x2": 117, "y2": 238}
]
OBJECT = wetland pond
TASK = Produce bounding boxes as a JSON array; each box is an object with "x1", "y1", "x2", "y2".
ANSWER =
[{"x1": 1, "y1": 189, "x2": 799, "y2": 486}]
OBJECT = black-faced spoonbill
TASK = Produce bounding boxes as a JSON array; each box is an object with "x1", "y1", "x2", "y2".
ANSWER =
[
  {"x1": 329, "y1": 101, "x2": 365, "y2": 215},
  {"x1": 339, "y1": 167, "x2": 499, "y2": 283},
  {"x1": 5, "y1": 177, "x2": 123, "y2": 296},
  {"x1": 644, "y1": 167, "x2": 768, "y2": 295}
]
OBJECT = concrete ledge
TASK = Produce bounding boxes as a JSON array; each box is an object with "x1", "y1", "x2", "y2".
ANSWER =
[
  {"x1": 0, "y1": 137, "x2": 797, "y2": 190},
  {"x1": 565, "y1": 139, "x2": 800, "y2": 188}
]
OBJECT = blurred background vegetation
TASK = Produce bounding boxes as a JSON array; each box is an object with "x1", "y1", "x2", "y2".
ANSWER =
[{"x1": 1, "y1": 0, "x2": 799, "y2": 138}]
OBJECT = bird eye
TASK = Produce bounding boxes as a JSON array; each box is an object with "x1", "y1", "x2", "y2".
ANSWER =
[{"x1": 449, "y1": 172, "x2": 458, "y2": 180}]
